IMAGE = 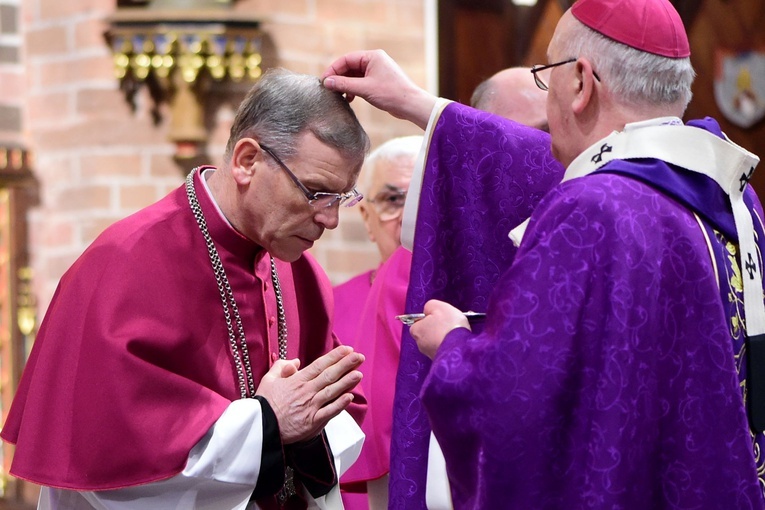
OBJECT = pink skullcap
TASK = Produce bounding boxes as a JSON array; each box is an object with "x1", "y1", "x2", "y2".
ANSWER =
[{"x1": 571, "y1": 0, "x2": 690, "y2": 58}]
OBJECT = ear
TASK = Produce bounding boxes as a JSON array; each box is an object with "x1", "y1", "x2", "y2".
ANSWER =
[
  {"x1": 572, "y1": 58, "x2": 597, "y2": 115},
  {"x1": 359, "y1": 203, "x2": 376, "y2": 242},
  {"x1": 230, "y1": 138, "x2": 261, "y2": 185}
]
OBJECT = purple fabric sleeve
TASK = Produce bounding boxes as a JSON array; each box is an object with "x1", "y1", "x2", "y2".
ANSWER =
[{"x1": 389, "y1": 103, "x2": 564, "y2": 509}]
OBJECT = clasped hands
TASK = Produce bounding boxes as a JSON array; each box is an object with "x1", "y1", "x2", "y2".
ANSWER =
[{"x1": 256, "y1": 345, "x2": 363, "y2": 444}]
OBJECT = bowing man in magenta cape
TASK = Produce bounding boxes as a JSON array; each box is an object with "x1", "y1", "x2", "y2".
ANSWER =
[{"x1": 2, "y1": 168, "x2": 366, "y2": 509}]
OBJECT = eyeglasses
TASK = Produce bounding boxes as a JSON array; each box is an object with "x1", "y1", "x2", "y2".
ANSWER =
[
  {"x1": 260, "y1": 144, "x2": 363, "y2": 209},
  {"x1": 366, "y1": 186, "x2": 407, "y2": 221},
  {"x1": 530, "y1": 58, "x2": 601, "y2": 91}
]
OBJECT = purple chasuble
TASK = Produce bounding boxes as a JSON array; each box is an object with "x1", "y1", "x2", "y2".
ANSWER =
[
  {"x1": 1, "y1": 168, "x2": 366, "y2": 491},
  {"x1": 416, "y1": 115, "x2": 765, "y2": 508},
  {"x1": 390, "y1": 102, "x2": 565, "y2": 508}
]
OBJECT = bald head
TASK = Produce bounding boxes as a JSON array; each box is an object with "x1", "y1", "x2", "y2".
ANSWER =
[{"x1": 470, "y1": 67, "x2": 549, "y2": 131}]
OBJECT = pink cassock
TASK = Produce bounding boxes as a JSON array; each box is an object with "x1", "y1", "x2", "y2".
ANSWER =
[
  {"x1": 333, "y1": 247, "x2": 412, "y2": 492},
  {"x1": 1, "y1": 168, "x2": 366, "y2": 491}
]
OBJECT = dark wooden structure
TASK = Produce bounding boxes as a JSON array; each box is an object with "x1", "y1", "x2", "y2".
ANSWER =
[{"x1": 438, "y1": 0, "x2": 765, "y2": 195}]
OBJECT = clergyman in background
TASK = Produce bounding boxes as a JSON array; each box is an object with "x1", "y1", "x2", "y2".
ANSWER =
[{"x1": 470, "y1": 66, "x2": 549, "y2": 131}]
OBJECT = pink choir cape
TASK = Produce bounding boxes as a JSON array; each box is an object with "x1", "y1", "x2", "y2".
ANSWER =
[
  {"x1": 1, "y1": 168, "x2": 366, "y2": 491},
  {"x1": 334, "y1": 247, "x2": 412, "y2": 484},
  {"x1": 333, "y1": 271, "x2": 373, "y2": 353}
]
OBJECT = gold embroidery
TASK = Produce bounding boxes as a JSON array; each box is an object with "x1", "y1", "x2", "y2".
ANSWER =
[
  {"x1": 708, "y1": 225, "x2": 764, "y2": 497},
  {"x1": 727, "y1": 240, "x2": 745, "y2": 341}
]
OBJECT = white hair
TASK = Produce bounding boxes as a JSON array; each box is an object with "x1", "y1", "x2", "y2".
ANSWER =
[
  {"x1": 561, "y1": 19, "x2": 695, "y2": 110},
  {"x1": 358, "y1": 135, "x2": 423, "y2": 195}
]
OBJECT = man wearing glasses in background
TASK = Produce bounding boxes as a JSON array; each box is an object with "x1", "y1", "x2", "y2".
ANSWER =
[
  {"x1": 322, "y1": 0, "x2": 765, "y2": 507},
  {"x1": 2, "y1": 68, "x2": 369, "y2": 510},
  {"x1": 332, "y1": 135, "x2": 422, "y2": 510}
]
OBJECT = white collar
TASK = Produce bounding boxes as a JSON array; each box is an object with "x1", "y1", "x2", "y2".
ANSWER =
[{"x1": 509, "y1": 118, "x2": 765, "y2": 337}]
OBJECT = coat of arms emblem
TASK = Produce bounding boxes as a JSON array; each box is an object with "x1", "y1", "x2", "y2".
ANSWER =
[{"x1": 714, "y1": 48, "x2": 765, "y2": 129}]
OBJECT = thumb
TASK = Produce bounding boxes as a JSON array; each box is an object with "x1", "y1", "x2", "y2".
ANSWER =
[
  {"x1": 322, "y1": 76, "x2": 357, "y2": 102},
  {"x1": 279, "y1": 358, "x2": 301, "y2": 377},
  {"x1": 267, "y1": 359, "x2": 299, "y2": 378}
]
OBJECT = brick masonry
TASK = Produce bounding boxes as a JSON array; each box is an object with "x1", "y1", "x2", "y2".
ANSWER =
[{"x1": 7, "y1": 0, "x2": 428, "y2": 314}]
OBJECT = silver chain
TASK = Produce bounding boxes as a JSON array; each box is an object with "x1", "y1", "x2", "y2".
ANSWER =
[
  {"x1": 270, "y1": 255, "x2": 288, "y2": 360},
  {"x1": 185, "y1": 169, "x2": 288, "y2": 399}
]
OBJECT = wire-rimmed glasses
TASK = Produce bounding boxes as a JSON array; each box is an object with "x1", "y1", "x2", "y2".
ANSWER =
[
  {"x1": 260, "y1": 144, "x2": 363, "y2": 209},
  {"x1": 530, "y1": 58, "x2": 601, "y2": 91},
  {"x1": 366, "y1": 185, "x2": 407, "y2": 221}
]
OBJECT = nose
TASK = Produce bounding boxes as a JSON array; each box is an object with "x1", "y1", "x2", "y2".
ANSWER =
[{"x1": 314, "y1": 204, "x2": 340, "y2": 230}]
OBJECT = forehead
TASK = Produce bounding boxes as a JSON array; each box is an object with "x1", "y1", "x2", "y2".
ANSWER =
[
  {"x1": 369, "y1": 154, "x2": 415, "y2": 191},
  {"x1": 548, "y1": 10, "x2": 575, "y2": 59},
  {"x1": 291, "y1": 132, "x2": 361, "y2": 185}
]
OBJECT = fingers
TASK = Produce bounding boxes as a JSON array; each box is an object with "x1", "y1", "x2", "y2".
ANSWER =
[
  {"x1": 323, "y1": 75, "x2": 367, "y2": 104},
  {"x1": 266, "y1": 359, "x2": 295, "y2": 377},
  {"x1": 303, "y1": 350, "x2": 364, "y2": 401},
  {"x1": 410, "y1": 300, "x2": 471, "y2": 360},
  {"x1": 322, "y1": 50, "x2": 384, "y2": 103},
  {"x1": 292, "y1": 346, "x2": 364, "y2": 410},
  {"x1": 422, "y1": 298, "x2": 449, "y2": 314},
  {"x1": 299, "y1": 345, "x2": 356, "y2": 380},
  {"x1": 316, "y1": 351, "x2": 364, "y2": 389},
  {"x1": 312, "y1": 393, "x2": 355, "y2": 427},
  {"x1": 321, "y1": 50, "x2": 378, "y2": 80},
  {"x1": 408, "y1": 318, "x2": 425, "y2": 342},
  {"x1": 312, "y1": 367, "x2": 363, "y2": 409}
]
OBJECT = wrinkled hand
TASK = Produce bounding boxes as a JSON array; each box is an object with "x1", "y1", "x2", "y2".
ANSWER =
[
  {"x1": 321, "y1": 49, "x2": 436, "y2": 130},
  {"x1": 256, "y1": 345, "x2": 364, "y2": 444},
  {"x1": 409, "y1": 299, "x2": 470, "y2": 360}
]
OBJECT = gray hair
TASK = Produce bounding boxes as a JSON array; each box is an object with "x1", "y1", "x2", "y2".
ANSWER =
[
  {"x1": 358, "y1": 135, "x2": 423, "y2": 195},
  {"x1": 225, "y1": 68, "x2": 369, "y2": 167},
  {"x1": 561, "y1": 19, "x2": 695, "y2": 110}
]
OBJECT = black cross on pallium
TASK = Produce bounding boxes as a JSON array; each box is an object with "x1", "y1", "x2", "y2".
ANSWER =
[
  {"x1": 591, "y1": 143, "x2": 613, "y2": 164},
  {"x1": 740, "y1": 166, "x2": 755, "y2": 192},
  {"x1": 746, "y1": 252, "x2": 758, "y2": 280}
]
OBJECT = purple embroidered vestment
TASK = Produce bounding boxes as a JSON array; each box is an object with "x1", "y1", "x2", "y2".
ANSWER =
[
  {"x1": 390, "y1": 103, "x2": 765, "y2": 509},
  {"x1": 390, "y1": 103, "x2": 564, "y2": 508}
]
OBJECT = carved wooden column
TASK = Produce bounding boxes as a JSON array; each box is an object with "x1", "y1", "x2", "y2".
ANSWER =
[{"x1": 0, "y1": 146, "x2": 38, "y2": 508}]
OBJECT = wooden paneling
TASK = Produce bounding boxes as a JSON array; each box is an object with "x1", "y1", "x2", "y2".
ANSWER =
[
  {"x1": 685, "y1": 0, "x2": 765, "y2": 196},
  {"x1": 439, "y1": 1, "x2": 513, "y2": 104},
  {"x1": 440, "y1": 0, "x2": 765, "y2": 196}
]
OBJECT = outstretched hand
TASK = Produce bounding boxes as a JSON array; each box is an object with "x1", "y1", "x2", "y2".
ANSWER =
[
  {"x1": 409, "y1": 299, "x2": 470, "y2": 359},
  {"x1": 322, "y1": 49, "x2": 437, "y2": 130},
  {"x1": 256, "y1": 345, "x2": 364, "y2": 444}
]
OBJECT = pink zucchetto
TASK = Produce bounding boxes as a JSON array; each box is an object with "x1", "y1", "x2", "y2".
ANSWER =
[{"x1": 571, "y1": 0, "x2": 691, "y2": 58}]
